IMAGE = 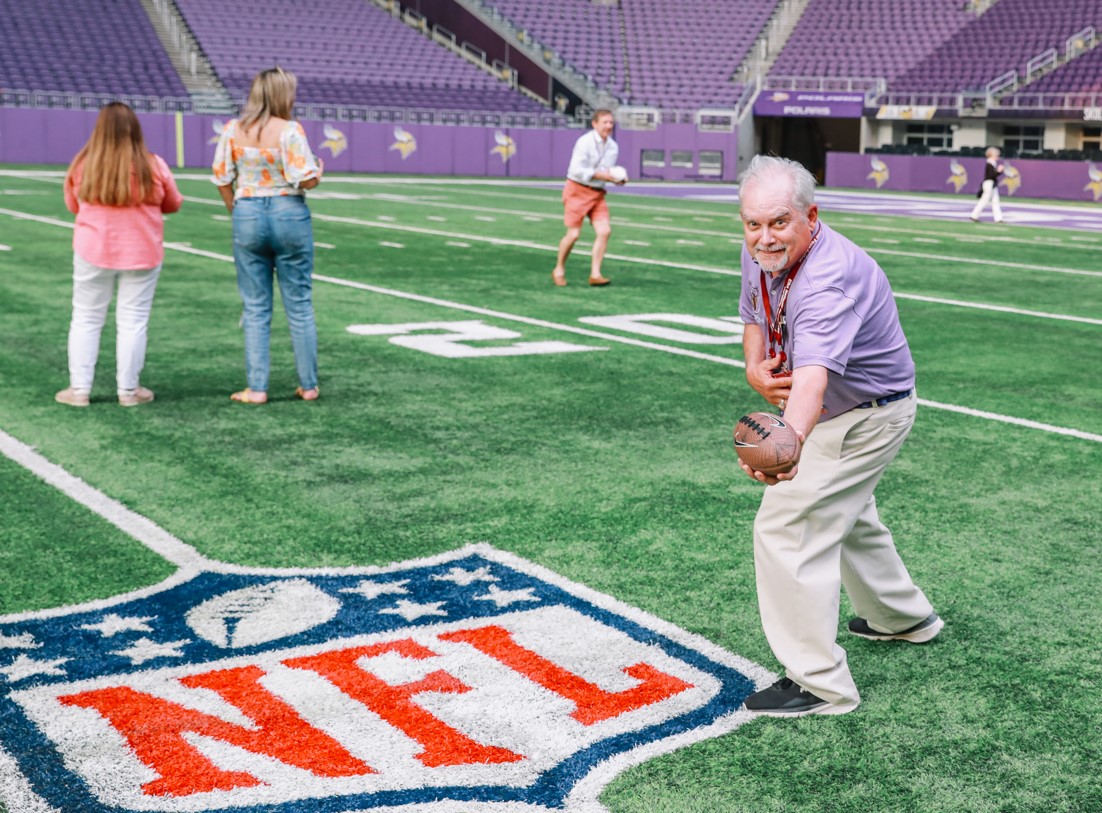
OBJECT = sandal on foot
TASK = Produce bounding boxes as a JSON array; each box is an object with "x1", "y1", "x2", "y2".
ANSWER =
[
  {"x1": 294, "y1": 386, "x2": 320, "y2": 401},
  {"x1": 230, "y1": 388, "x2": 267, "y2": 404}
]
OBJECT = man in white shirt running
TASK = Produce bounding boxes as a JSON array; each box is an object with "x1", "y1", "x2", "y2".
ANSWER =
[{"x1": 551, "y1": 109, "x2": 626, "y2": 287}]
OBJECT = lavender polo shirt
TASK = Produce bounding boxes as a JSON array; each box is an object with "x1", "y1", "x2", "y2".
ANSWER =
[{"x1": 739, "y1": 221, "x2": 915, "y2": 421}]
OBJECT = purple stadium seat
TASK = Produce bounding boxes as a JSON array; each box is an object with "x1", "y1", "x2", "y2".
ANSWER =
[
  {"x1": 484, "y1": 0, "x2": 781, "y2": 109},
  {"x1": 769, "y1": 0, "x2": 973, "y2": 84},
  {"x1": 0, "y1": 0, "x2": 188, "y2": 98},
  {"x1": 890, "y1": 0, "x2": 1102, "y2": 92},
  {"x1": 173, "y1": 0, "x2": 547, "y2": 113}
]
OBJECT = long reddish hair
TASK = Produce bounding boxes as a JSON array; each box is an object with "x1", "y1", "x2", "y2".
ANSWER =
[{"x1": 68, "y1": 102, "x2": 155, "y2": 206}]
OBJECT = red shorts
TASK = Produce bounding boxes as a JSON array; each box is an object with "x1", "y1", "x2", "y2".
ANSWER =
[{"x1": 562, "y1": 179, "x2": 610, "y2": 228}]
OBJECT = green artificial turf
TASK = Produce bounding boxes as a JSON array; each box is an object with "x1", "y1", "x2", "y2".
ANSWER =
[{"x1": 0, "y1": 168, "x2": 1099, "y2": 812}]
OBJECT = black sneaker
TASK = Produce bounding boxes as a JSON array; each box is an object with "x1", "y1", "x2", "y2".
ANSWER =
[
  {"x1": 743, "y1": 678, "x2": 856, "y2": 717},
  {"x1": 848, "y1": 612, "x2": 943, "y2": 643}
]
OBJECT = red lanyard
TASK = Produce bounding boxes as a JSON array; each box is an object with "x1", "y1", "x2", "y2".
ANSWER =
[{"x1": 759, "y1": 227, "x2": 820, "y2": 373}]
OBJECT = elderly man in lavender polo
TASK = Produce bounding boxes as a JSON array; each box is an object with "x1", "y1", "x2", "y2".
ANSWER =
[
  {"x1": 551, "y1": 108, "x2": 626, "y2": 287},
  {"x1": 734, "y1": 155, "x2": 942, "y2": 717}
]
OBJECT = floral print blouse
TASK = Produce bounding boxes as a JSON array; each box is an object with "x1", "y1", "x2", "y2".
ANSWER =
[{"x1": 211, "y1": 119, "x2": 321, "y2": 200}]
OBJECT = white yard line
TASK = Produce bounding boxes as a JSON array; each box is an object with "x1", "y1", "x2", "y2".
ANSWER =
[
  {"x1": 0, "y1": 429, "x2": 211, "y2": 571},
  {"x1": 2, "y1": 202, "x2": 1097, "y2": 326},
  {"x1": 157, "y1": 239, "x2": 1102, "y2": 445},
  {"x1": 1, "y1": 203, "x2": 1100, "y2": 442}
]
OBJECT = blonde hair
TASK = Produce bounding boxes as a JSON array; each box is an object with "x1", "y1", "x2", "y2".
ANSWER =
[
  {"x1": 239, "y1": 67, "x2": 297, "y2": 135},
  {"x1": 68, "y1": 102, "x2": 154, "y2": 206}
]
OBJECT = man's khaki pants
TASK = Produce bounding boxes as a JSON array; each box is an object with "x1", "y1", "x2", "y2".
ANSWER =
[{"x1": 753, "y1": 391, "x2": 934, "y2": 707}]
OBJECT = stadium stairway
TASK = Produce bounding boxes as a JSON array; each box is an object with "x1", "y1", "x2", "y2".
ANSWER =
[{"x1": 137, "y1": 0, "x2": 236, "y2": 113}]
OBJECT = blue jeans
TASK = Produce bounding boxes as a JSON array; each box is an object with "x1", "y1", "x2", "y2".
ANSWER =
[{"x1": 232, "y1": 195, "x2": 318, "y2": 392}]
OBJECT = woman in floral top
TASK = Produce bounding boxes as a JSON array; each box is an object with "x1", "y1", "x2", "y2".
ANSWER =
[{"x1": 212, "y1": 66, "x2": 323, "y2": 404}]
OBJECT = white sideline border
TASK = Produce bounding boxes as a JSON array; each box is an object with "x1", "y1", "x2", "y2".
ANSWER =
[
  {"x1": 0, "y1": 424, "x2": 776, "y2": 813},
  {"x1": 0, "y1": 206, "x2": 1100, "y2": 443}
]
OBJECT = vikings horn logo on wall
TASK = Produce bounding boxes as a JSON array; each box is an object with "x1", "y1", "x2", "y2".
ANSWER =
[
  {"x1": 867, "y1": 156, "x2": 890, "y2": 188},
  {"x1": 390, "y1": 126, "x2": 417, "y2": 160},
  {"x1": 491, "y1": 130, "x2": 517, "y2": 163},
  {"x1": 0, "y1": 545, "x2": 768, "y2": 813},
  {"x1": 320, "y1": 125, "x2": 348, "y2": 158}
]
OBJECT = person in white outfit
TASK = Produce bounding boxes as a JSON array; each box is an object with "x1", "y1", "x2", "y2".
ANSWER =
[
  {"x1": 57, "y1": 102, "x2": 183, "y2": 407},
  {"x1": 970, "y1": 147, "x2": 1004, "y2": 223},
  {"x1": 551, "y1": 109, "x2": 626, "y2": 287}
]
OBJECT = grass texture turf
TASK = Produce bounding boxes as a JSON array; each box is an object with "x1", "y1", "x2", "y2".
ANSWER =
[{"x1": 0, "y1": 168, "x2": 1099, "y2": 812}]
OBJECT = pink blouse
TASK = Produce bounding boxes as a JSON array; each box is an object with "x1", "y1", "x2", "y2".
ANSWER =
[{"x1": 64, "y1": 153, "x2": 183, "y2": 271}]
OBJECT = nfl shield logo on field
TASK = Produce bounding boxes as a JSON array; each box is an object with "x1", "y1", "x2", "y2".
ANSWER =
[{"x1": 0, "y1": 545, "x2": 766, "y2": 812}]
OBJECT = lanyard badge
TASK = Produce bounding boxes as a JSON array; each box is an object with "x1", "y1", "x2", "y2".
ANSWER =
[{"x1": 758, "y1": 227, "x2": 820, "y2": 377}]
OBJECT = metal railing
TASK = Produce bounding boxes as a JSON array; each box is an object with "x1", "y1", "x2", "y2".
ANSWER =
[
  {"x1": 0, "y1": 88, "x2": 576, "y2": 128},
  {"x1": 765, "y1": 75, "x2": 886, "y2": 101},
  {"x1": 0, "y1": 89, "x2": 194, "y2": 113}
]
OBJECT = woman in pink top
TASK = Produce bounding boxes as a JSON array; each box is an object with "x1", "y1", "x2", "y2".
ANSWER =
[{"x1": 56, "y1": 102, "x2": 183, "y2": 407}]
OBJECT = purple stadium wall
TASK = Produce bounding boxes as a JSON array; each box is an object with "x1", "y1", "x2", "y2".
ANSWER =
[
  {"x1": 827, "y1": 152, "x2": 1102, "y2": 204},
  {"x1": 0, "y1": 109, "x2": 739, "y2": 182}
]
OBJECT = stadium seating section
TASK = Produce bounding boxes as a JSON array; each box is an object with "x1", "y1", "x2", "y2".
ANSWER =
[
  {"x1": 769, "y1": 0, "x2": 974, "y2": 85},
  {"x1": 0, "y1": 0, "x2": 187, "y2": 98},
  {"x1": 1, "y1": 0, "x2": 1100, "y2": 113},
  {"x1": 887, "y1": 0, "x2": 1102, "y2": 93},
  {"x1": 172, "y1": 0, "x2": 545, "y2": 112},
  {"x1": 486, "y1": 0, "x2": 779, "y2": 109}
]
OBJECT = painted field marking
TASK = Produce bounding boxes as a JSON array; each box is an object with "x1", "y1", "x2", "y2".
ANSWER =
[
  {"x1": 0, "y1": 203, "x2": 1096, "y2": 442},
  {"x1": 148, "y1": 239, "x2": 1102, "y2": 445},
  {"x1": 0, "y1": 423, "x2": 773, "y2": 813},
  {"x1": 329, "y1": 184, "x2": 1102, "y2": 272},
  {"x1": 0, "y1": 244, "x2": 11, "y2": 251},
  {"x1": 389, "y1": 181, "x2": 1102, "y2": 255},
  {"x1": 211, "y1": 214, "x2": 230, "y2": 221},
  {"x1": 3, "y1": 203, "x2": 1097, "y2": 325},
  {"x1": 446, "y1": 241, "x2": 471, "y2": 248},
  {"x1": 913, "y1": 237, "x2": 940, "y2": 243},
  {"x1": 379, "y1": 241, "x2": 405, "y2": 249},
  {"x1": 0, "y1": 430, "x2": 210, "y2": 572},
  {"x1": 21, "y1": 170, "x2": 1102, "y2": 244},
  {"x1": 870, "y1": 238, "x2": 900, "y2": 244},
  {"x1": 427, "y1": 215, "x2": 447, "y2": 222},
  {"x1": 314, "y1": 241, "x2": 336, "y2": 249},
  {"x1": 623, "y1": 240, "x2": 650, "y2": 247},
  {"x1": 376, "y1": 215, "x2": 395, "y2": 221}
]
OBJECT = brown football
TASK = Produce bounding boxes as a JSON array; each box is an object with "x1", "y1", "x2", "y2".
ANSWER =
[{"x1": 733, "y1": 412, "x2": 800, "y2": 475}]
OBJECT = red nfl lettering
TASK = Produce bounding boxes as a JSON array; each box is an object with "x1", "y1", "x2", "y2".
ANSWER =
[
  {"x1": 439, "y1": 625, "x2": 694, "y2": 725},
  {"x1": 57, "y1": 664, "x2": 374, "y2": 797},
  {"x1": 283, "y1": 639, "x2": 524, "y2": 768}
]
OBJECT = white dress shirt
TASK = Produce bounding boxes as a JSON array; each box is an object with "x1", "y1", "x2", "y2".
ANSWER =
[{"x1": 566, "y1": 130, "x2": 619, "y2": 189}]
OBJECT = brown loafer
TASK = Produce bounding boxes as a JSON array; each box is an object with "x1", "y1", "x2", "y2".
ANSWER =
[
  {"x1": 551, "y1": 271, "x2": 567, "y2": 287},
  {"x1": 589, "y1": 276, "x2": 611, "y2": 286}
]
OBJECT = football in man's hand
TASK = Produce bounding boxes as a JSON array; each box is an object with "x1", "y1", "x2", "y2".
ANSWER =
[
  {"x1": 733, "y1": 412, "x2": 800, "y2": 475},
  {"x1": 609, "y1": 165, "x2": 628, "y2": 182}
]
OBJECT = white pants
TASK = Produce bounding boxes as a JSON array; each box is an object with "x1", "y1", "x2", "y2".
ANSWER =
[
  {"x1": 67, "y1": 253, "x2": 162, "y2": 395},
  {"x1": 753, "y1": 391, "x2": 934, "y2": 706},
  {"x1": 970, "y1": 179, "x2": 1003, "y2": 221}
]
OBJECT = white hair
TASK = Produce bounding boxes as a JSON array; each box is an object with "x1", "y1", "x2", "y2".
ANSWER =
[{"x1": 737, "y1": 155, "x2": 817, "y2": 213}]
